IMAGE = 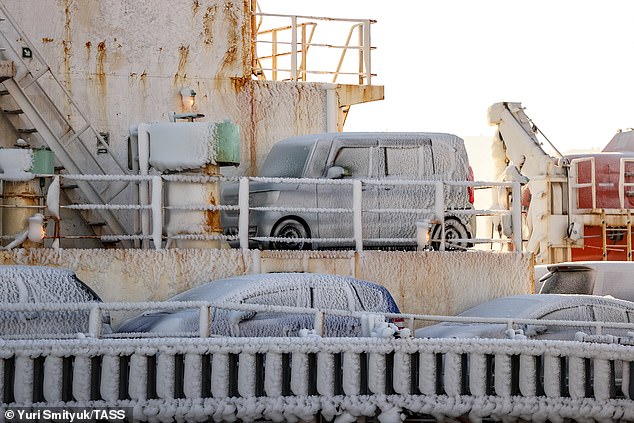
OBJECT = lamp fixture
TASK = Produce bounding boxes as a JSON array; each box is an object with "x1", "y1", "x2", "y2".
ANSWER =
[{"x1": 180, "y1": 87, "x2": 196, "y2": 111}]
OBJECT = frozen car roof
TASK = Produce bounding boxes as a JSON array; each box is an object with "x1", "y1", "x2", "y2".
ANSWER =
[{"x1": 458, "y1": 294, "x2": 634, "y2": 319}]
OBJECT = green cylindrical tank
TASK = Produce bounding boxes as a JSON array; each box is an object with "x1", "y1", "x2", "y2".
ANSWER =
[
  {"x1": 214, "y1": 120, "x2": 240, "y2": 166},
  {"x1": 32, "y1": 148, "x2": 55, "y2": 174}
]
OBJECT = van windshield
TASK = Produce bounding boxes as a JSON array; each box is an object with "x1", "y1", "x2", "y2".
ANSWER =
[{"x1": 259, "y1": 141, "x2": 314, "y2": 177}]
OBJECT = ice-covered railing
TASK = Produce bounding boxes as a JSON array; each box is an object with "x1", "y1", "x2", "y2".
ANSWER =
[
  {"x1": 0, "y1": 174, "x2": 522, "y2": 251},
  {"x1": 0, "y1": 335, "x2": 632, "y2": 421},
  {"x1": 3, "y1": 300, "x2": 633, "y2": 342}
]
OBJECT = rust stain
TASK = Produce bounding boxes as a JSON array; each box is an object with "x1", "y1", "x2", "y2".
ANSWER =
[
  {"x1": 193, "y1": 0, "x2": 200, "y2": 15},
  {"x1": 63, "y1": 0, "x2": 72, "y2": 90},
  {"x1": 218, "y1": 1, "x2": 240, "y2": 74},
  {"x1": 204, "y1": 165, "x2": 222, "y2": 232},
  {"x1": 96, "y1": 41, "x2": 106, "y2": 89},
  {"x1": 85, "y1": 41, "x2": 91, "y2": 49},
  {"x1": 129, "y1": 72, "x2": 137, "y2": 78},
  {"x1": 202, "y1": 6, "x2": 217, "y2": 46},
  {"x1": 230, "y1": 76, "x2": 249, "y2": 93},
  {"x1": 174, "y1": 45, "x2": 190, "y2": 82},
  {"x1": 42, "y1": 37, "x2": 54, "y2": 43}
]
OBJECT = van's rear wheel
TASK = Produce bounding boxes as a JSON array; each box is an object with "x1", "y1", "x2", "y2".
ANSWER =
[
  {"x1": 271, "y1": 218, "x2": 311, "y2": 250},
  {"x1": 431, "y1": 218, "x2": 471, "y2": 251}
]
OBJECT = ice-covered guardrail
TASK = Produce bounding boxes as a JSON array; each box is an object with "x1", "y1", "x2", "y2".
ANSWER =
[
  {"x1": 0, "y1": 336, "x2": 632, "y2": 422},
  {"x1": 10, "y1": 173, "x2": 521, "y2": 251}
]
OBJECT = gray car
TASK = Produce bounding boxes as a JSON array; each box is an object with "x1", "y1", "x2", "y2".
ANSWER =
[
  {"x1": 221, "y1": 132, "x2": 475, "y2": 250},
  {"x1": 415, "y1": 294, "x2": 634, "y2": 341},
  {"x1": 116, "y1": 273, "x2": 401, "y2": 337}
]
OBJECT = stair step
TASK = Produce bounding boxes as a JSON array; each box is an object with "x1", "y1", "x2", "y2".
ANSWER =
[
  {"x1": 0, "y1": 90, "x2": 9, "y2": 96},
  {"x1": 17, "y1": 128, "x2": 37, "y2": 134},
  {"x1": 54, "y1": 166, "x2": 65, "y2": 171},
  {"x1": 61, "y1": 184, "x2": 78, "y2": 189},
  {"x1": 88, "y1": 222, "x2": 107, "y2": 227},
  {"x1": 2, "y1": 108, "x2": 23, "y2": 114}
]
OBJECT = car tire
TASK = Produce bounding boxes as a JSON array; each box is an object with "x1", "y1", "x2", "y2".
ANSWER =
[
  {"x1": 431, "y1": 218, "x2": 471, "y2": 251},
  {"x1": 271, "y1": 218, "x2": 311, "y2": 250}
]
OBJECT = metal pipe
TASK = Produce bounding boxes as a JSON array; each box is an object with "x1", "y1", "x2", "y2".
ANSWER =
[
  {"x1": 512, "y1": 182, "x2": 522, "y2": 251},
  {"x1": 239, "y1": 177, "x2": 250, "y2": 250},
  {"x1": 290, "y1": 16, "x2": 297, "y2": 81}
]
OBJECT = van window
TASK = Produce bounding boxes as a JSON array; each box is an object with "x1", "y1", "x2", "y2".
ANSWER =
[
  {"x1": 385, "y1": 147, "x2": 418, "y2": 178},
  {"x1": 333, "y1": 147, "x2": 370, "y2": 178},
  {"x1": 259, "y1": 142, "x2": 314, "y2": 177}
]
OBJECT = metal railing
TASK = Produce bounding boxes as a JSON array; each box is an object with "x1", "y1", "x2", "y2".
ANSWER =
[
  {"x1": 252, "y1": 12, "x2": 375, "y2": 84},
  {"x1": 0, "y1": 174, "x2": 523, "y2": 251},
  {"x1": 0, "y1": 332, "x2": 632, "y2": 421}
]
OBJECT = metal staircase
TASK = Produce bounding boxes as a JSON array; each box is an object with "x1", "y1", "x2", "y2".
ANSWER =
[{"x1": 0, "y1": 4, "x2": 130, "y2": 245}]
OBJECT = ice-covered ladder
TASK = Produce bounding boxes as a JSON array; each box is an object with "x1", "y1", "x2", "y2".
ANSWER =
[{"x1": 0, "y1": 4, "x2": 130, "y2": 245}]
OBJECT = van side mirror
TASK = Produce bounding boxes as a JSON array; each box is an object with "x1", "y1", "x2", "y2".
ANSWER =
[{"x1": 327, "y1": 166, "x2": 346, "y2": 179}]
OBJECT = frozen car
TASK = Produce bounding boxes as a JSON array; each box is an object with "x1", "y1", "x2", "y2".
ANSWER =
[
  {"x1": 538, "y1": 261, "x2": 634, "y2": 302},
  {"x1": 221, "y1": 132, "x2": 475, "y2": 250},
  {"x1": 0, "y1": 265, "x2": 108, "y2": 337},
  {"x1": 117, "y1": 273, "x2": 400, "y2": 337},
  {"x1": 415, "y1": 294, "x2": 634, "y2": 340}
]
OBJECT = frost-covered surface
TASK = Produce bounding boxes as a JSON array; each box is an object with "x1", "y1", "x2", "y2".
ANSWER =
[
  {"x1": 1, "y1": 336, "x2": 633, "y2": 422},
  {"x1": 148, "y1": 123, "x2": 217, "y2": 171},
  {"x1": 117, "y1": 273, "x2": 399, "y2": 337},
  {"x1": 0, "y1": 265, "x2": 102, "y2": 335},
  {"x1": 0, "y1": 249, "x2": 533, "y2": 320},
  {"x1": 0, "y1": 148, "x2": 34, "y2": 181}
]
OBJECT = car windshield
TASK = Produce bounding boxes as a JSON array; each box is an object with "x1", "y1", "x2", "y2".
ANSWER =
[{"x1": 258, "y1": 141, "x2": 314, "y2": 177}]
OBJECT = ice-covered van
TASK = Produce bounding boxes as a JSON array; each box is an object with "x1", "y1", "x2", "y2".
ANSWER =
[{"x1": 221, "y1": 132, "x2": 475, "y2": 250}]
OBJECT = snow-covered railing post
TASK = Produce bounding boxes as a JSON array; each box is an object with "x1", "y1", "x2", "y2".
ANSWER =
[
  {"x1": 100, "y1": 354, "x2": 120, "y2": 402},
  {"x1": 511, "y1": 181, "x2": 522, "y2": 251},
  {"x1": 238, "y1": 177, "x2": 250, "y2": 250},
  {"x1": 352, "y1": 179, "x2": 363, "y2": 252},
  {"x1": 434, "y1": 181, "x2": 445, "y2": 251},
  {"x1": 88, "y1": 305, "x2": 102, "y2": 338},
  {"x1": 199, "y1": 304, "x2": 210, "y2": 338},
  {"x1": 342, "y1": 352, "x2": 361, "y2": 395},
  {"x1": 151, "y1": 175, "x2": 163, "y2": 249}
]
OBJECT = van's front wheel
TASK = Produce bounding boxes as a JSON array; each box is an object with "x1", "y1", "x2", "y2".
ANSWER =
[
  {"x1": 271, "y1": 218, "x2": 311, "y2": 250},
  {"x1": 431, "y1": 218, "x2": 471, "y2": 251}
]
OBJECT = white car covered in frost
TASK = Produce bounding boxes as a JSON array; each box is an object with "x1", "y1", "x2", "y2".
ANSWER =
[
  {"x1": 117, "y1": 273, "x2": 400, "y2": 337},
  {"x1": 221, "y1": 132, "x2": 475, "y2": 250},
  {"x1": 415, "y1": 294, "x2": 634, "y2": 341},
  {"x1": 0, "y1": 265, "x2": 109, "y2": 338}
]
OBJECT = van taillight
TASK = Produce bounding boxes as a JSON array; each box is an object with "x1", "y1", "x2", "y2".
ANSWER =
[{"x1": 467, "y1": 166, "x2": 474, "y2": 204}]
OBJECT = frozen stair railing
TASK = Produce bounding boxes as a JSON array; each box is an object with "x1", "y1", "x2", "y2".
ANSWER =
[{"x1": 0, "y1": 4, "x2": 130, "y2": 245}]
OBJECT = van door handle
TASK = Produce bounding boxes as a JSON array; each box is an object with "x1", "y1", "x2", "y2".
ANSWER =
[{"x1": 383, "y1": 187, "x2": 392, "y2": 191}]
